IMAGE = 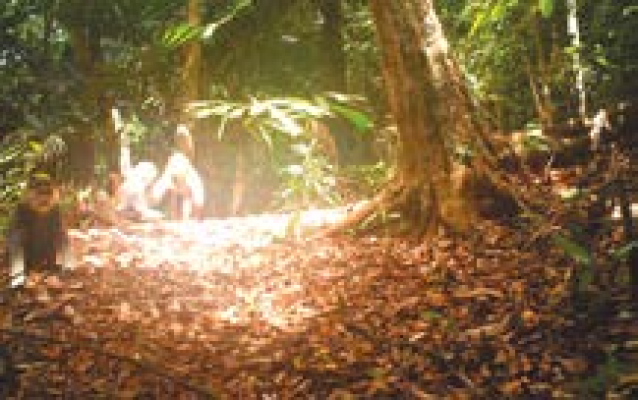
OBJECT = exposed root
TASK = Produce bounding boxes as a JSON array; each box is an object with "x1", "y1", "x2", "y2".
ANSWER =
[
  {"x1": 315, "y1": 179, "x2": 440, "y2": 238},
  {"x1": 315, "y1": 190, "x2": 390, "y2": 237}
]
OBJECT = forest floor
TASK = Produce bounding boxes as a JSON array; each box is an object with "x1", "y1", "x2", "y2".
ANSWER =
[{"x1": 1, "y1": 208, "x2": 637, "y2": 399}]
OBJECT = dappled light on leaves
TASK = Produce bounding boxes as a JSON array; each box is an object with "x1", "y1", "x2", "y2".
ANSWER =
[{"x1": 1, "y1": 213, "x2": 636, "y2": 398}]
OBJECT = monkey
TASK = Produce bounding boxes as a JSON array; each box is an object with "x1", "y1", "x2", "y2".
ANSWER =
[
  {"x1": 110, "y1": 108, "x2": 164, "y2": 222},
  {"x1": 5, "y1": 174, "x2": 73, "y2": 288},
  {"x1": 151, "y1": 125, "x2": 205, "y2": 220}
]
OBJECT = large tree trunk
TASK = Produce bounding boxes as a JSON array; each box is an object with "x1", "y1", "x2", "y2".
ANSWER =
[
  {"x1": 66, "y1": 26, "x2": 103, "y2": 182},
  {"x1": 346, "y1": 0, "x2": 496, "y2": 235},
  {"x1": 316, "y1": 0, "x2": 347, "y2": 91},
  {"x1": 182, "y1": 0, "x2": 202, "y2": 104}
]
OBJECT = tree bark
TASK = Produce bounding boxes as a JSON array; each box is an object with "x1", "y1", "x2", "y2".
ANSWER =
[
  {"x1": 349, "y1": 0, "x2": 496, "y2": 235},
  {"x1": 316, "y1": 0, "x2": 347, "y2": 91},
  {"x1": 182, "y1": 0, "x2": 202, "y2": 104},
  {"x1": 567, "y1": 0, "x2": 586, "y2": 119}
]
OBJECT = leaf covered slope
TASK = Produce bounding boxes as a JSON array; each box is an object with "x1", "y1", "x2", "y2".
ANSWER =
[{"x1": 1, "y1": 215, "x2": 635, "y2": 398}]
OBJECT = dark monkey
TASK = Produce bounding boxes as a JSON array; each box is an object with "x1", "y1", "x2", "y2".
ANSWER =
[{"x1": 5, "y1": 175, "x2": 73, "y2": 287}]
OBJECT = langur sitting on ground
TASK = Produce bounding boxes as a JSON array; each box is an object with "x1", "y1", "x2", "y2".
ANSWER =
[
  {"x1": 110, "y1": 107, "x2": 164, "y2": 222},
  {"x1": 5, "y1": 174, "x2": 73, "y2": 288},
  {"x1": 151, "y1": 125, "x2": 205, "y2": 220}
]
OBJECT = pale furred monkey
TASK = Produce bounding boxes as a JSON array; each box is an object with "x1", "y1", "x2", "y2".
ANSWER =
[
  {"x1": 110, "y1": 108, "x2": 163, "y2": 222},
  {"x1": 151, "y1": 125, "x2": 205, "y2": 220}
]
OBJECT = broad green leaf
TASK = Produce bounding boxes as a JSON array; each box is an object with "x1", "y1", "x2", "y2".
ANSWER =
[
  {"x1": 610, "y1": 241, "x2": 638, "y2": 261},
  {"x1": 422, "y1": 310, "x2": 443, "y2": 320},
  {"x1": 28, "y1": 141, "x2": 42, "y2": 152},
  {"x1": 578, "y1": 266, "x2": 593, "y2": 291},
  {"x1": 162, "y1": 23, "x2": 200, "y2": 47},
  {"x1": 328, "y1": 103, "x2": 373, "y2": 133},
  {"x1": 469, "y1": 7, "x2": 490, "y2": 36},
  {"x1": 267, "y1": 104, "x2": 302, "y2": 136},
  {"x1": 490, "y1": 0, "x2": 507, "y2": 21},
  {"x1": 249, "y1": 99, "x2": 269, "y2": 116},
  {"x1": 551, "y1": 233, "x2": 591, "y2": 265},
  {"x1": 539, "y1": 0, "x2": 554, "y2": 18}
]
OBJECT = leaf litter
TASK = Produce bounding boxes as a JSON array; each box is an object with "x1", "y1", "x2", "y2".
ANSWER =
[{"x1": 0, "y1": 210, "x2": 636, "y2": 398}]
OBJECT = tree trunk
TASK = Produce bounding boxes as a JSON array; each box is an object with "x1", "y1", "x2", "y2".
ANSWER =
[
  {"x1": 343, "y1": 0, "x2": 496, "y2": 235},
  {"x1": 567, "y1": 0, "x2": 586, "y2": 119},
  {"x1": 182, "y1": 0, "x2": 202, "y2": 104},
  {"x1": 317, "y1": 0, "x2": 347, "y2": 91},
  {"x1": 66, "y1": 26, "x2": 103, "y2": 182}
]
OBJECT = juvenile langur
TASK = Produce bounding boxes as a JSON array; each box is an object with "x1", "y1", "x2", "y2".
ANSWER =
[
  {"x1": 111, "y1": 108, "x2": 164, "y2": 222},
  {"x1": 5, "y1": 175, "x2": 73, "y2": 288},
  {"x1": 151, "y1": 125, "x2": 205, "y2": 220}
]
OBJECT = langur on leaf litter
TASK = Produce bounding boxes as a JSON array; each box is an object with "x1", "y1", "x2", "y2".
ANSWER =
[
  {"x1": 151, "y1": 125, "x2": 205, "y2": 220},
  {"x1": 111, "y1": 107, "x2": 164, "y2": 222},
  {"x1": 5, "y1": 174, "x2": 74, "y2": 288}
]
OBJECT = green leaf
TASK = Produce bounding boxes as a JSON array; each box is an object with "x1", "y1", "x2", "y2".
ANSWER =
[
  {"x1": 469, "y1": 7, "x2": 490, "y2": 36},
  {"x1": 624, "y1": 6, "x2": 638, "y2": 16},
  {"x1": 328, "y1": 103, "x2": 373, "y2": 133},
  {"x1": 539, "y1": 0, "x2": 554, "y2": 18},
  {"x1": 161, "y1": 23, "x2": 200, "y2": 47},
  {"x1": 610, "y1": 241, "x2": 638, "y2": 261},
  {"x1": 422, "y1": 310, "x2": 443, "y2": 320},
  {"x1": 266, "y1": 104, "x2": 302, "y2": 136},
  {"x1": 490, "y1": 0, "x2": 507, "y2": 21},
  {"x1": 551, "y1": 233, "x2": 591, "y2": 265}
]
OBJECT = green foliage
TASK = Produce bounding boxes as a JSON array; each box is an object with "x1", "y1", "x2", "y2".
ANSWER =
[
  {"x1": 189, "y1": 96, "x2": 344, "y2": 208},
  {"x1": 551, "y1": 232, "x2": 592, "y2": 265},
  {"x1": 609, "y1": 241, "x2": 638, "y2": 262},
  {"x1": 576, "y1": 351, "x2": 634, "y2": 398},
  {"x1": 161, "y1": 0, "x2": 251, "y2": 48},
  {"x1": 449, "y1": 0, "x2": 638, "y2": 129},
  {"x1": 189, "y1": 96, "x2": 329, "y2": 144},
  {"x1": 189, "y1": 93, "x2": 377, "y2": 209},
  {"x1": 278, "y1": 143, "x2": 341, "y2": 209},
  {"x1": 539, "y1": 0, "x2": 554, "y2": 18},
  {"x1": 315, "y1": 92, "x2": 374, "y2": 134},
  {"x1": 340, "y1": 162, "x2": 387, "y2": 200},
  {"x1": 0, "y1": 131, "x2": 68, "y2": 233}
]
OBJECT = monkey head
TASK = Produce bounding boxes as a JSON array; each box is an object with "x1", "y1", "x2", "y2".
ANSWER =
[{"x1": 24, "y1": 174, "x2": 60, "y2": 214}]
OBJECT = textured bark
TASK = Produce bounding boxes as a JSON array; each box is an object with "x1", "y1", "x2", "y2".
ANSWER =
[
  {"x1": 66, "y1": 27, "x2": 102, "y2": 182},
  {"x1": 367, "y1": 0, "x2": 491, "y2": 234},
  {"x1": 182, "y1": 0, "x2": 202, "y2": 104},
  {"x1": 317, "y1": 0, "x2": 347, "y2": 91}
]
